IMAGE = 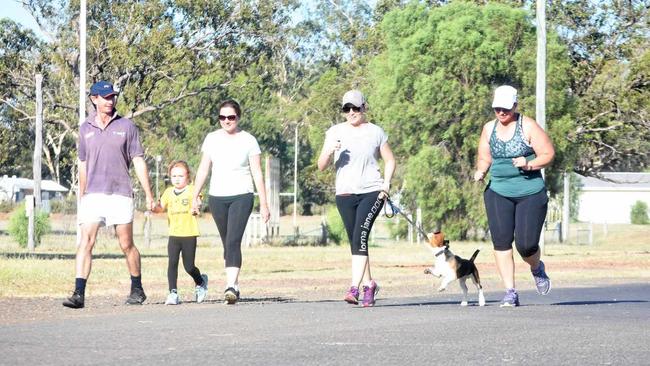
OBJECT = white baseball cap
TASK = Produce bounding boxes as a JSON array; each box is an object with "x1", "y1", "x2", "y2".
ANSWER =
[
  {"x1": 341, "y1": 90, "x2": 365, "y2": 108},
  {"x1": 492, "y1": 85, "x2": 518, "y2": 109}
]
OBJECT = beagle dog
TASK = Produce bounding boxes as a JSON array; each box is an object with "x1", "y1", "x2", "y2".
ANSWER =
[{"x1": 424, "y1": 231, "x2": 485, "y2": 306}]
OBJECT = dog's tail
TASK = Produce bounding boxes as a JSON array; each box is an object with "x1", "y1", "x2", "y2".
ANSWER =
[{"x1": 469, "y1": 249, "x2": 480, "y2": 263}]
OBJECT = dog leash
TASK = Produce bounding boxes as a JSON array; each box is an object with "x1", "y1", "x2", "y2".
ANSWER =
[{"x1": 384, "y1": 196, "x2": 429, "y2": 240}]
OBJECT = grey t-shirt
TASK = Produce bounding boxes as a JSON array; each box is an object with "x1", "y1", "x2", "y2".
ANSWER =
[
  {"x1": 78, "y1": 112, "x2": 144, "y2": 197},
  {"x1": 324, "y1": 122, "x2": 388, "y2": 195}
]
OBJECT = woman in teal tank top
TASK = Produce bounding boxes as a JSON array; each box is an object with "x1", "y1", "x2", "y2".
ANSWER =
[{"x1": 474, "y1": 85, "x2": 555, "y2": 307}]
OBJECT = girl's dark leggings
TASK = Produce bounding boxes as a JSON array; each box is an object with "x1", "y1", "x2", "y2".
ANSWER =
[
  {"x1": 167, "y1": 236, "x2": 203, "y2": 291},
  {"x1": 208, "y1": 193, "x2": 254, "y2": 267},
  {"x1": 483, "y1": 188, "x2": 548, "y2": 258},
  {"x1": 335, "y1": 191, "x2": 384, "y2": 256}
]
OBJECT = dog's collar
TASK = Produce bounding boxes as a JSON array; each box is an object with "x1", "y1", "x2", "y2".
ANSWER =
[{"x1": 434, "y1": 245, "x2": 449, "y2": 257}]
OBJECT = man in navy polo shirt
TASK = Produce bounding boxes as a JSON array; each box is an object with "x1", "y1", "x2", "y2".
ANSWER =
[{"x1": 63, "y1": 81, "x2": 155, "y2": 309}]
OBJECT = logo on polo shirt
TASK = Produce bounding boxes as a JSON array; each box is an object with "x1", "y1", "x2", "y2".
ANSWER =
[{"x1": 112, "y1": 131, "x2": 126, "y2": 137}]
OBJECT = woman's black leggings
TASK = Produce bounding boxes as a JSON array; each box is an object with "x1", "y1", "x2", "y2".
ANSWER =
[
  {"x1": 167, "y1": 236, "x2": 203, "y2": 291},
  {"x1": 209, "y1": 193, "x2": 254, "y2": 268},
  {"x1": 336, "y1": 191, "x2": 384, "y2": 256},
  {"x1": 483, "y1": 188, "x2": 548, "y2": 258}
]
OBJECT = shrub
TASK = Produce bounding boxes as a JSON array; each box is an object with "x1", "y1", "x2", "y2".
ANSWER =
[
  {"x1": 49, "y1": 196, "x2": 77, "y2": 214},
  {"x1": 8, "y1": 206, "x2": 51, "y2": 248},
  {"x1": 325, "y1": 205, "x2": 345, "y2": 245},
  {"x1": 0, "y1": 200, "x2": 15, "y2": 213},
  {"x1": 630, "y1": 201, "x2": 649, "y2": 225}
]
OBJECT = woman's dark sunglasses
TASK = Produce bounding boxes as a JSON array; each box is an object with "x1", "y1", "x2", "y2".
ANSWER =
[
  {"x1": 341, "y1": 105, "x2": 362, "y2": 113},
  {"x1": 218, "y1": 114, "x2": 238, "y2": 121},
  {"x1": 493, "y1": 107, "x2": 512, "y2": 113}
]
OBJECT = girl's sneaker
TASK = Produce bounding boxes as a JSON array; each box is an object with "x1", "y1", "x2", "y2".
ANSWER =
[
  {"x1": 361, "y1": 280, "x2": 379, "y2": 307},
  {"x1": 344, "y1": 286, "x2": 360, "y2": 304},
  {"x1": 165, "y1": 290, "x2": 180, "y2": 305},
  {"x1": 500, "y1": 288, "x2": 519, "y2": 307}
]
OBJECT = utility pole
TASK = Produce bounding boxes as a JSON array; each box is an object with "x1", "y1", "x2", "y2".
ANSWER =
[
  {"x1": 76, "y1": 0, "x2": 87, "y2": 246},
  {"x1": 293, "y1": 123, "x2": 299, "y2": 236},
  {"x1": 536, "y1": 0, "x2": 547, "y2": 253},
  {"x1": 29, "y1": 73, "x2": 44, "y2": 252}
]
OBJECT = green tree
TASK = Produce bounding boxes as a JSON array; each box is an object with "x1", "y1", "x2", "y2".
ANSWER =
[
  {"x1": 0, "y1": 19, "x2": 44, "y2": 179},
  {"x1": 1, "y1": 0, "x2": 300, "y2": 196},
  {"x1": 366, "y1": 2, "x2": 573, "y2": 239},
  {"x1": 547, "y1": 0, "x2": 650, "y2": 174}
]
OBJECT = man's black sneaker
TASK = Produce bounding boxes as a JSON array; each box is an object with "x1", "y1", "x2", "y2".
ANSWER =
[
  {"x1": 125, "y1": 287, "x2": 147, "y2": 305},
  {"x1": 62, "y1": 291, "x2": 85, "y2": 309}
]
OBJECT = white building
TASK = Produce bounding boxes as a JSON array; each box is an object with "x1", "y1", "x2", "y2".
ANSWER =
[
  {"x1": 576, "y1": 172, "x2": 650, "y2": 224},
  {"x1": 0, "y1": 175, "x2": 69, "y2": 212}
]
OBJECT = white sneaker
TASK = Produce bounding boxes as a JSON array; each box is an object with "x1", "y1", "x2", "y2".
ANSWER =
[
  {"x1": 165, "y1": 290, "x2": 180, "y2": 305},
  {"x1": 195, "y1": 274, "x2": 208, "y2": 303}
]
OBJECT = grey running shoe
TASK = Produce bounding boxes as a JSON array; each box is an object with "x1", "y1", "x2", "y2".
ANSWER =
[
  {"x1": 62, "y1": 291, "x2": 84, "y2": 309},
  {"x1": 500, "y1": 288, "x2": 520, "y2": 307},
  {"x1": 195, "y1": 274, "x2": 208, "y2": 303},
  {"x1": 165, "y1": 290, "x2": 180, "y2": 305},
  {"x1": 224, "y1": 287, "x2": 240, "y2": 305},
  {"x1": 532, "y1": 261, "x2": 551, "y2": 295},
  {"x1": 125, "y1": 287, "x2": 147, "y2": 305}
]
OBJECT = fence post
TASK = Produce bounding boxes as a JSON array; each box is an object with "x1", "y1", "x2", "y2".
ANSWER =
[
  {"x1": 407, "y1": 214, "x2": 413, "y2": 244},
  {"x1": 416, "y1": 207, "x2": 422, "y2": 245},
  {"x1": 26, "y1": 195, "x2": 36, "y2": 251},
  {"x1": 143, "y1": 211, "x2": 151, "y2": 248}
]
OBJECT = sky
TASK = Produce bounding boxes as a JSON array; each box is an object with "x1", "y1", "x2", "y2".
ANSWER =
[
  {"x1": 2, "y1": 0, "x2": 379, "y2": 39},
  {"x1": 1, "y1": 0, "x2": 46, "y2": 38}
]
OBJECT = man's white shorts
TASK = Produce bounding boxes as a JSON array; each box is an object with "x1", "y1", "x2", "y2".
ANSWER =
[{"x1": 79, "y1": 193, "x2": 134, "y2": 226}]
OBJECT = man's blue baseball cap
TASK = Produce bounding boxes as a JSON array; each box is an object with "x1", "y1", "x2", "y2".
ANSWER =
[{"x1": 89, "y1": 81, "x2": 118, "y2": 97}]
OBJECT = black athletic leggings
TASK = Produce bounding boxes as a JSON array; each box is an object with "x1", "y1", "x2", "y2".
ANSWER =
[
  {"x1": 483, "y1": 187, "x2": 548, "y2": 258},
  {"x1": 336, "y1": 191, "x2": 384, "y2": 256},
  {"x1": 209, "y1": 193, "x2": 254, "y2": 268},
  {"x1": 167, "y1": 236, "x2": 203, "y2": 291}
]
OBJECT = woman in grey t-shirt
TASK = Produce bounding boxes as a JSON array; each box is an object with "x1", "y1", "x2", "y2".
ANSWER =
[{"x1": 317, "y1": 89, "x2": 396, "y2": 307}]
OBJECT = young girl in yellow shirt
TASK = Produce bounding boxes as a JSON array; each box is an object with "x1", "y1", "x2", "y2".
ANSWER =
[{"x1": 154, "y1": 160, "x2": 208, "y2": 305}]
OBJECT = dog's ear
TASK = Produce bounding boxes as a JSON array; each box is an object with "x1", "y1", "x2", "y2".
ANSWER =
[{"x1": 430, "y1": 231, "x2": 445, "y2": 247}]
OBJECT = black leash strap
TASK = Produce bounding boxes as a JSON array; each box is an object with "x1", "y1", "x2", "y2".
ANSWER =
[{"x1": 385, "y1": 197, "x2": 429, "y2": 239}]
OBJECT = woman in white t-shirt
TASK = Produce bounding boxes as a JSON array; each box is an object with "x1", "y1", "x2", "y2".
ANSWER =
[
  {"x1": 317, "y1": 89, "x2": 396, "y2": 307},
  {"x1": 193, "y1": 99, "x2": 270, "y2": 304}
]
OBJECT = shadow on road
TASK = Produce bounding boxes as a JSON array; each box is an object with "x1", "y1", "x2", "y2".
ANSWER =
[
  {"x1": 551, "y1": 300, "x2": 648, "y2": 306},
  {"x1": 156, "y1": 297, "x2": 300, "y2": 305},
  {"x1": 375, "y1": 300, "x2": 500, "y2": 307}
]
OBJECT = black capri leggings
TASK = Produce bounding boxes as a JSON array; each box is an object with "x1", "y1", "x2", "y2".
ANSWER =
[
  {"x1": 167, "y1": 236, "x2": 203, "y2": 291},
  {"x1": 209, "y1": 193, "x2": 254, "y2": 268},
  {"x1": 336, "y1": 191, "x2": 384, "y2": 256},
  {"x1": 483, "y1": 187, "x2": 548, "y2": 258}
]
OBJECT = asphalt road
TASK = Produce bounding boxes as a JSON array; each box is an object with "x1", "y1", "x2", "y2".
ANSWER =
[{"x1": 1, "y1": 283, "x2": 648, "y2": 365}]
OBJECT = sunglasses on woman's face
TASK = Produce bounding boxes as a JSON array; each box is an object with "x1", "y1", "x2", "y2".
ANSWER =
[
  {"x1": 218, "y1": 114, "x2": 238, "y2": 121},
  {"x1": 493, "y1": 107, "x2": 512, "y2": 114},
  {"x1": 341, "y1": 105, "x2": 362, "y2": 113}
]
